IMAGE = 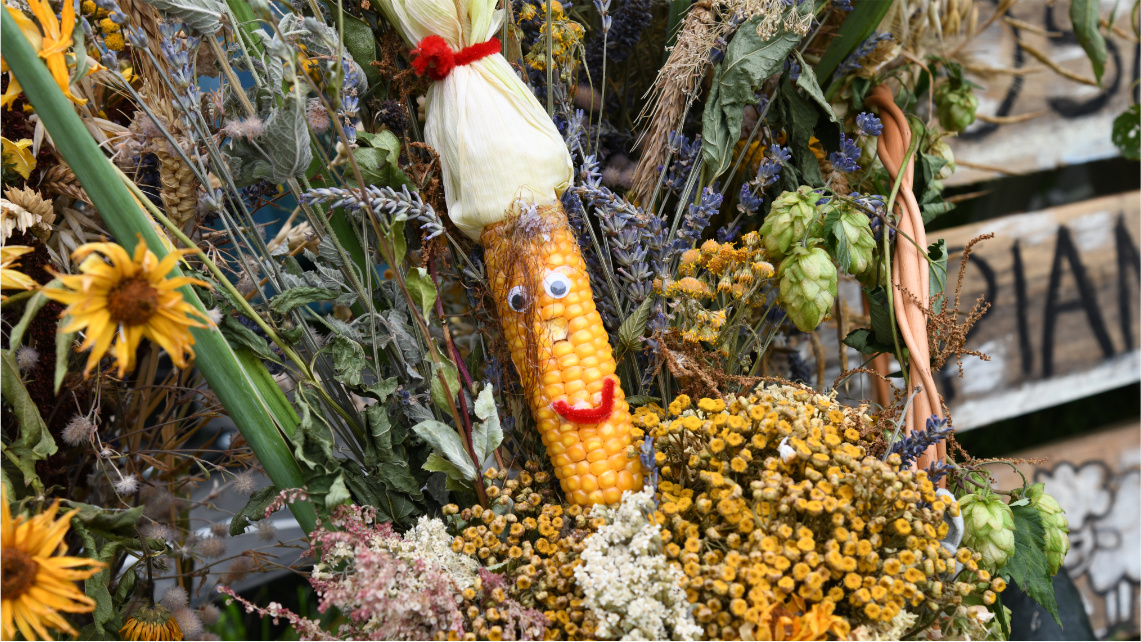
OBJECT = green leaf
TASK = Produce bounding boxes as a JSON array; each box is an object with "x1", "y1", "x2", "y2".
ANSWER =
[
  {"x1": 268, "y1": 286, "x2": 339, "y2": 314},
  {"x1": 816, "y1": 0, "x2": 893, "y2": 88},
  {"x1": 329, "y1": 335, "x2": 368, "y2": 387},
  {"x1": 780, "y1": 77, "x2": 825, "y2": 187},
  {"x1": 290, "y1": 392, "x2": 337, "y2": 471},
  {"x1": 616, "y1": 297, "x2": 652, "y2": 358},
  {"x1": 260, "y1": 88, "x2": 313, "y2": 183},
  {"x1": 992, "y1": 592, "x2": 1011, "y2": 639},
  {"x1": 472, "y1": 385, "x2": 503, "y2": 463},
  {"x1": 141, "y1": 0, "x2": 223, "y2": 34},
  {"x1": 823, "y1": 207, "x2": 851, "y2": 274},
  {"x1": 1071, "y1": 0, "x2": 1107, "y2": 85},
  {"x1": 624, "y1": 395, "x2": 661, "y2": 406},
  {"x1": 363, "y1": 377, "x2": 399, "y2": 402},
  {"x1": 411, "y1": 419, "x2": 476, "y2": 480},
  {"x1": 365, "y1": 401, "x2": 397, "y2": 458},
  {"x1": 928, "y1": 239, "x2": 948, "y2": 313},
  {"x1": 65, "y1": 501, "x2": 144, "y2": 538},
  {"x1": 7, "y1": 287, "x2": 50, "y2": 349},
  {"x1": 843, "y1": 327, "x2": 896, "y2": 356},
  {"x1": 391, "y1": 219, "x2": 407, "y2": 267},
  {"x1": 423, "y1": 452, "x2": 468, "y2": 480},
  {"x1": 1112, "y1": 104, "x2": 1140, "y2": 161},
  {"x1": 230, "y1": 485, "x2": 280, "y2": 535},
  {"x1": 350, "y1": 130, "x2": 412, "y2": 188},
  {"x1": 405, "y1": 267, "x2": 438, "y2": 320},
  {"x1": 324, "y1": 473, "x2": 351, "y2": 509},
  {"x1": 863, "y1": 286, "x2": 897, "y2": 348},
  {"x1": 1, "y1": 351, "x2": 56, "y2": 491},
  {"x1": 220, "y1": 315, "x2": 281, "y2": 364},
  {"x1": 341, "y1": 13, "x2": 381, "y2": 86},
  {"x1": 54, "y1": 321, "x2": 74, "y2": 395},
  {"x1": 372, "y1": 459, "x2": 423, "y2": 498},
  {"x1": 701, "y1": 9, "x2": 808, "y2": 176},
  {"x1": 792, "y1": 51, "x2": 839, "y2": 124},
  {"x1": 1002, "y1": 503, "x2": 1062, "y2": 627},
  {"x1": 430, "y1": 355, "x2": 460, "y2": 418}
]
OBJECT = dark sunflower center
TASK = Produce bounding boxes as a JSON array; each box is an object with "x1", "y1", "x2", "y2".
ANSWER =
[
  {"x1": 107, "y1": 277, "x2": 160, "y2": 326},
  {"x1": 1, "y1": 547, "x2": 38, "y2": 599}
]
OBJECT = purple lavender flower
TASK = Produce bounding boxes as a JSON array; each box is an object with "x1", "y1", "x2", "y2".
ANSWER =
[
  {"x1": 834, "y1": 32, "x2": 893, "y2": 80},
  {"x1": 673, "y1": 187, "x2": 723, "y2": 251},
  {"x1": 737, "y1": 184, "x2": 763, "y2": 216},
  {"x1": 717, "y1": 224, "x2": 741, "y2": 242},
  {"x1": 888, "y1": 416, "x2": 953, "y2": 470},
  {"x1": 755, "y1": 147, "x2": 785, "y2": 187},
  {"x1": 664, "y1": 131, "x2": 702, "y2": 194},
  {"x1": 829, "y1": 134, "x2": 861, "y2": 173},
  {"x1": 856, "y1": 112, "x2": 884, "y2": 137},
  {"x1": 784, "y1": 56, "x2": 801, "y2": 82},
  {"x1": 832, "y1": 0, "x2": 853, "y2": 10}
]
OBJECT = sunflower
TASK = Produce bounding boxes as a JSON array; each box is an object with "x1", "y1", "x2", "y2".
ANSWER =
[
  {"x1": 1, "y1": 489, "x2": 106, "y2": 640},
  {"x1": 42, "y1": 240, "x2": 213, "y2": 377},
  {"x1": 0, "y1": 245, "x2": 38, "y2": 301},
  {"x1": 120, "y1": 604, "x2": 183, "y2": 641}
]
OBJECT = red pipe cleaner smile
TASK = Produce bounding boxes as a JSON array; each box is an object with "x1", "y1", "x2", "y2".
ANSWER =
[
  {"x1": 551, "y1": 378, "x2": 616, "y2": 424},
  {"x1": 410, "y1": 35, "x2": 502, "y2": 81}
]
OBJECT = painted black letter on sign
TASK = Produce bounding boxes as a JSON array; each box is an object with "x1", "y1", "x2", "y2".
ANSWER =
[{"x1": 1041, "y1": 226, "x2": 1116, "y2": 377}]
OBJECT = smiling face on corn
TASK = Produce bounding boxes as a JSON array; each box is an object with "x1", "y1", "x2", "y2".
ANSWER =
[{"x1": 484, "y1": 207, "x2": 642, "y2": 506}]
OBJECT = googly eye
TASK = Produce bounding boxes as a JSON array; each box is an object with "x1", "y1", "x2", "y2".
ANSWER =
[
  {"x1": 507, "y1": 286, "x2": 531, "y2": 312},
  {"x1": 543, "y1": 272, "x2": 572, "y2": 299}
]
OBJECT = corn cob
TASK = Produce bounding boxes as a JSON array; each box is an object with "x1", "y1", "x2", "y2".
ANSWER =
[{"x1": 482, "y1": 203, "x2": 643, "y2": 506}]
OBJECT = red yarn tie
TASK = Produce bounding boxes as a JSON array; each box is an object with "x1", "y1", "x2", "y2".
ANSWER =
[
  {"x1": 410, "y1": 35, "x2": 502, "y2": 81},
  {"x1": 552, "y1": 378, "x2": 616, "y2": 424}
]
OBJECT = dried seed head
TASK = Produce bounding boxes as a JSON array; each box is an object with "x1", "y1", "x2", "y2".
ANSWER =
[
  {"x1": 62, "y1": 415, "x2": 95, "y2": 446},
  {"x1": 232, "y1": 471, "x2": 257, "y2": 497},
  {"x1": 113, "y1": 474, "x2": 139, "y2": 495},
  {"x1": 173, "y1": 606, "x2": 203, "y2": 639},
  {"x1": 197, "y1": 536, "x2": 227, "y2": 559},
  {"x1": 161, "y1": 585, "x2": 189, "y2": 610},
  {"x1": 14, "y1": 345, "x2": 39, "y2": 372}
]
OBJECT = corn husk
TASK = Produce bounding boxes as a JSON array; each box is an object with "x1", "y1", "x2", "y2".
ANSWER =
[{"x1": 377, "y1": 0, "x2": 572, "y2": 240}]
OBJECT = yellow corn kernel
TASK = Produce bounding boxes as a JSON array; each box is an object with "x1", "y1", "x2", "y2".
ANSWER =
[{"x1": 482, "y1": 203, "x2": 642, "y2": 505}]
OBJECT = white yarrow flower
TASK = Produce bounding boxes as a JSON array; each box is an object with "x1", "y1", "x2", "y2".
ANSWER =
[{"x1": 574, "y1": 490, "x2": 701, "y2": 640}]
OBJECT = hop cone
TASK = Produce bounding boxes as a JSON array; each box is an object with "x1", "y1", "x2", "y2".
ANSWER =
[
  {"x1": 760, "y1": 186, "x2": 819, "y2": 261},
  {"x1": 836, "y1": 206, "x2": 877, "y2": 280},
  {"x1": 959, "y1": 492, "x2": 1016, "y2": 573},
  {"x1": 1012, "y1": 483, "x2": 1070, "y2": 576},
  {"x1": 935, "y1": 83, "x2": 978, "y2": 134},
  {"x1": 778, "y1": 246, "x2": 837, "y2": 332}
]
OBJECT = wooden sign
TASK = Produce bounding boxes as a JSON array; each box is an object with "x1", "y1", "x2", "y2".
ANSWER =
[
  {"x1": 824, "y1": 191, "x2": 1141, "y2": 430},
  {"x1": 934, "y1": 191, "x2": 1140, "y2": 428},
  {"x1": 985, "y1": 421, "x2": 1140, "y2": 638},
  {"x1": 946, "y1": 0, "x2": 1139, "y2": 186}
]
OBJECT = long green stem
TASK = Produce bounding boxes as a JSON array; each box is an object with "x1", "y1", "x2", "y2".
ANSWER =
[{"x1": 2, "y1": 10, "x2": 317, "y2": 533}]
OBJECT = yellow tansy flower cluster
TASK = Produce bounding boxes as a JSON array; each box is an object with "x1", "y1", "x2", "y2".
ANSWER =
[
  {"x1": 445, "y1": 463, "x2": 603, "y2": 640},
  {"x1": 655, "y1": 234, "x2": 776, "y2": 352},
  {"x1": 81, "y1": 0, "x2": 125, "y2": 51},
  {"x1": 518, "y1": 1, "x2": 584, "y2": 81},
  {"x1": 632, "y1": 385, "x2": 1003, "y2": 640}
]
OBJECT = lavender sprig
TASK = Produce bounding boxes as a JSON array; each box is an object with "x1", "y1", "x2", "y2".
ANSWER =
[
  {"x1": 673, "y1": 187, "x2": 723, "y2": 251},
  {"x1": 828, "y1": 134, "x2": 861, "y2": 173},
  {"x1": 888, "y1": 416, "x2": 954, "y2": 471}
]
